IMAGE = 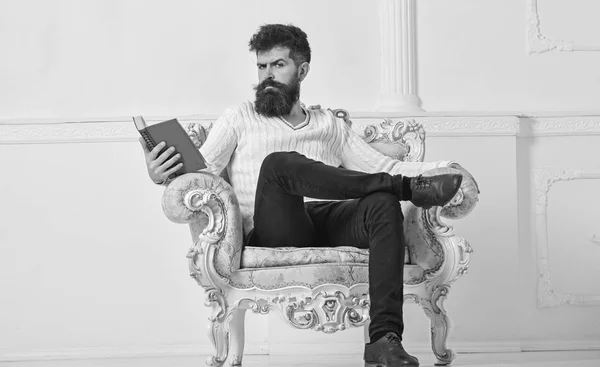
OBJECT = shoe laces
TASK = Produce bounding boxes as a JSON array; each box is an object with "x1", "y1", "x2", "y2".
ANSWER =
[
  {"x1": 385, "y1": 333, "x2": 404, "y2": 348},
  {"x1": 414, "y1": 175, "x2": 431, "y2": 190}
]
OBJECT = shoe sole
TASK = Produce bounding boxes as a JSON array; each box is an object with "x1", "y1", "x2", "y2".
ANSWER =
[{"x1": 444, "y1": 175, "x2": 463, "y2": 205}]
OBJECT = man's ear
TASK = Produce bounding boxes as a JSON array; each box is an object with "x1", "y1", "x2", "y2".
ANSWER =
[{"x1": 298, "y1": 62, "x2": 310, "y2": 81}]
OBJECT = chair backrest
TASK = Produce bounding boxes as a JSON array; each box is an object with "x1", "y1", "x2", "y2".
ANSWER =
[{"x1": 328, "y1": 107, "x2": 426, "y2": 163}]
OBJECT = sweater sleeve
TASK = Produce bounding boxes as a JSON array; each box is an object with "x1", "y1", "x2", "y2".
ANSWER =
[
  {"x1": 199, "y1": 106, "x2": 239, "y2": 176},
  {"x1": 337, "y1": 116, "x2": 453, "y2": 176}
]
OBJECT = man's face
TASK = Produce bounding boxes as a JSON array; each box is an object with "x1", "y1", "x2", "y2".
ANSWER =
[{"x1": 254, "y1": 47, "x2": 301, "y2": 117}]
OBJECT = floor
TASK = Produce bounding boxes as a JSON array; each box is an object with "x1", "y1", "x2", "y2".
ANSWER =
[{"x1": 3, "y1": 351, "x2": 600, "y2": 367}]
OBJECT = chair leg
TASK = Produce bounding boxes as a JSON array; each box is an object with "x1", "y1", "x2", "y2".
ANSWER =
[
  {"x1": 206, "y1": 314, "x2": 229, "y2": 367},
  {"x1": 419, "y1": 287, "x2": 456, "y2": 366},
  {"x1": 205, "y1": 290, "x2": 232, "y2": 367},
  {"x1": 228, "y1": 308, "x2": 247, "y2": 366},
  {"x1": 363, "y1": 319, "x2": 371, "y2": 344}
]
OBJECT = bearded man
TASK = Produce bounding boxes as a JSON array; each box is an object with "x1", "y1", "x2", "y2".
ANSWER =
[{"x1": 142, "y1": 24, "x2": 466, "y2": 367}]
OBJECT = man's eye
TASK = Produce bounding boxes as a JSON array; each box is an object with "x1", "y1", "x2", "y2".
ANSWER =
[
  {"x1": 276, "y1": 63, "x2": 284, "y2": 67},
  {"x1": 258, "y1": 65, "x2": 265, "y2": 69}
]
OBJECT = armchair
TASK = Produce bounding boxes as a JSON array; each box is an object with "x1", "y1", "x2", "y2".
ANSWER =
[{"x1": 161, "y1": 109, "x2": 479, "y2": 366}]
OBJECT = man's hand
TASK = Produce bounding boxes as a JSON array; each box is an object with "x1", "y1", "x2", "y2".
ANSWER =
[{"x1": 139, "y1": 137, "x2": 183, "y2": 184}]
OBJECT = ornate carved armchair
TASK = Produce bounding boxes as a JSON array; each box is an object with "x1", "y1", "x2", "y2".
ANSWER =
[{"x1": 161, "y1": 108, "x2": 479, "y2": 366}]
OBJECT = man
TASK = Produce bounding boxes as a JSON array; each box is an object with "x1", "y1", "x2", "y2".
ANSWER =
[{"x1": 142, "y1": 24, "x2": 466, "y2": 367}]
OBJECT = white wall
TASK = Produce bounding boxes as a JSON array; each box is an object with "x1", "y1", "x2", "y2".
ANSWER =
[
  {"x1": 0, "y1": 0, "x2": 380, "y2": 119},
  {"x1": 1, "y1": 0, "x2": 600, "y2": 364},
  {"x1": 418, "y1": 0, "x2": 600, "y2": 112},
  {"x1": 3, "y1": 0, "x2": 600, "y2": 119}
]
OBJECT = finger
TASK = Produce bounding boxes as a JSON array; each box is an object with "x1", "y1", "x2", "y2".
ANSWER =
[
  {"x1": 158, "y1": 153, "x2": 181, "y2": 172},
  {"x1": 164, "y1": 162, "x2": 184, "y2": 177},
  {"x1": 149, "y1": 141, "x2": 167, "y2": 160},
  {"x1": 155, "y1": 146, "x2": 176, "y2": 165}
]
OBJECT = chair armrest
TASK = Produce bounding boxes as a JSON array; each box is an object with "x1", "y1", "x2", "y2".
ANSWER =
[
  {"x1": 162, "y1": 172, "x2": 244, "y2": 283},
  {"x1": 406, "y1": 165, "x2": 478, "y2": 283}
]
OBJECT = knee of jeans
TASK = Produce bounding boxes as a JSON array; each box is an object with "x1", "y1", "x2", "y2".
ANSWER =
[
  {"x1": 360, "y1": 192, "x2": 404, "y2": 219},
  {"x1": 260, "y1": 151, "x2": 301, "y2": 174}
]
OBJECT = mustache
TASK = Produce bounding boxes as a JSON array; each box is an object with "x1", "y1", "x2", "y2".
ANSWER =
[{"x1": 254, "y1": 79, "x2": 288, "y2": 93}]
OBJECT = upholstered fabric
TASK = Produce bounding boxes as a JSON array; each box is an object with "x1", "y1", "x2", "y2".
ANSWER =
[
  {"x1": 173, "y1": 171, "x2": 445, "y2": 290},
  {"x1": 225, "y1": 263, "x2": 425, "y2": 291},
  {"x1": 367, "y1": 141, "x2": 408, "y2": 161},
  {"x1": 241, "y1": 246, "x2": 411, "y2": 269},
  {"x1": 241, "y1": 246, "x2": 368, "y2": 268},
  {"x1": 180, "y1": 119, "x2": 457, "y2": 290}
]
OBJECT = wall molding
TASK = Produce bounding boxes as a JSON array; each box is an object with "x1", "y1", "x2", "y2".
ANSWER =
[
  {"x1": 527, "y1": 0, "x2": 600, "y2": 54},
  {"x1": 415, "y1": 116, "x2": 519, "y2": 137},
  {"x1": 0, "y1": 116, "x2": 212, "y2": 145},
  {"x1": 4, "y1": 114, "x2": 600, "y2": 144},
  {"x1": 0, "y1": 115, "x2": 521, "y2": 144},
  {"x1": 0, "y1": 121, "x2": 134, "y2": 144},
  {"x1": 534, "y1": 168, "x2": 600, "y2": 308},
  {"x1": 527, "y1": 116, "x2": 600, "y2": 136}
]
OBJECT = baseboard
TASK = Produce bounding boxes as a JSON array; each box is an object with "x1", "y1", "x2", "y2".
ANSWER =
[
  {"x1": 521, "y1": 339, "x2": 600, "y2": 352},
  {"x1": 3, "y1": 339, "x2": 598, "y2": 362},
  {"x1": 433, "y1": 341, "x2": 522, "y2": 354},
  {"x1": 269, "y1": 341, "x2": 364, "y2": 356},
  {"x1": 0, "y1": 343, "x2": 268, "y2": 362},
  {"x1": 269, "y1": 340, "x2": 521, "y2": 356},
  {"x1": 269, "y1": 339, "x2": 600, "y2": 355}
]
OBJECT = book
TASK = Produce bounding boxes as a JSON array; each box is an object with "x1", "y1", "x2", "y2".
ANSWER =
[{"x1": 133, "y1": 116, "x2": 207, "y2": 177}]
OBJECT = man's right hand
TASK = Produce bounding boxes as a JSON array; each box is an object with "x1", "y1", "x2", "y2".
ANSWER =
[{"x1": 139, "y1": 137, "x2": 183, "y2": 184}]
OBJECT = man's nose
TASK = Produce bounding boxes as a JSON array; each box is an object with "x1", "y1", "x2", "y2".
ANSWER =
[
  {"x1": 261, "y1": 74, "x2": 274, "y2": 84},
  {"x1": 266, "y1": 66, "x2": 274, "y2": 79}
]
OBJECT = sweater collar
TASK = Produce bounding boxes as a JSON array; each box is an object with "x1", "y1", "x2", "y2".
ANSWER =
[{"x1": 277, "y1": 105, "x2": 310, "y2": 130}]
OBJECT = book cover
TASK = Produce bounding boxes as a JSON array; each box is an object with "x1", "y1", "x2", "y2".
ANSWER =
[{"x1": 133, "y1": 116, "x2": 207, "y2": 176}]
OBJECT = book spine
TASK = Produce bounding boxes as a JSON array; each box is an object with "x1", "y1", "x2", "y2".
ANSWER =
[{"x1": 140, "y1": 129, "x2": 156, "y2": 151}]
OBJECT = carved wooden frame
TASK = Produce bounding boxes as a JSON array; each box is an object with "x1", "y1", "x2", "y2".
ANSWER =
[
  {"x1": 527, "y1": 0, "x2": 600, "y2": 54},
  {"x1": 534, "y1": 168, "x2": 600, "y2": 308}
]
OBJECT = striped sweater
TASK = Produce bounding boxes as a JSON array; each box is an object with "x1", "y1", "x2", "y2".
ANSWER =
[{"x1": 199, "y1": 101, "x2": 451, "y2": 235}]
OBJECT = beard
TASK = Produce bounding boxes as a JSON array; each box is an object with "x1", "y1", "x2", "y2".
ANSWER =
[{"x1": 253, "y1": 76, "x2": 301, "y2": 117}]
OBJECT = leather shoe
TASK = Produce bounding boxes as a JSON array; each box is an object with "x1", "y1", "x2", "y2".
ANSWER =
[
  {"x1": 410, "y1": 174, "x2": 462, "y2": 209},
  {"x1": 364, "y1": 332, "x2": 419, "y2": 367}
]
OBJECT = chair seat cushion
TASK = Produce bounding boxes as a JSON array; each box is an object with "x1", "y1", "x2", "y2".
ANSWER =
[
  {"x1": 227, "y1": 262, "x2": 424, "y2": 290},
  {"x1": 241, "y1": 246, "x2": 410, "y2": 269}
]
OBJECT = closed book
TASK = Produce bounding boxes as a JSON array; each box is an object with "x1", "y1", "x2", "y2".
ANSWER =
[{"x1": 133, "y1": 116, "x2": 206, "y2": 176}]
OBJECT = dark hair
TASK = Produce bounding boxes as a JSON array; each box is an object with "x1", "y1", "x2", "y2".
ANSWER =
[{"x1": 248, "y1": 24, "x2": 311, "y2": 65}]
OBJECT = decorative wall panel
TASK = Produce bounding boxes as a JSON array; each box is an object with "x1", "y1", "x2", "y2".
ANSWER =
[{"x1": 534, "y1": 168, "x2": 600, "y2": 308}]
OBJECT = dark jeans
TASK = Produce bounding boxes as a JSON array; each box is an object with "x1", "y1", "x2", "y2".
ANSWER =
[{"x1": 249, "y1": 151, "x2": 408, "y2": 340}]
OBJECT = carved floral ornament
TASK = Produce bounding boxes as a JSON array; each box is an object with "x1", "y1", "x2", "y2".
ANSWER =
[{"x1": 284, "y1": 291, "x2": 370, "y2": 333}]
